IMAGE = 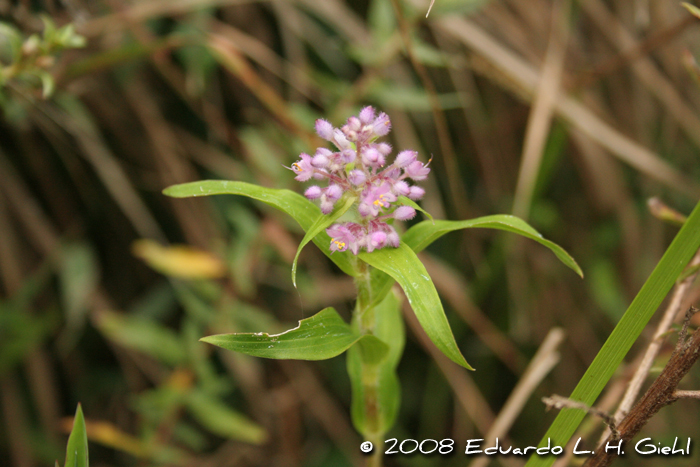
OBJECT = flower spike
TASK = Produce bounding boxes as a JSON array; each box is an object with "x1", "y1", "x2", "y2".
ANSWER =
[{"x1": 289, "y1": 107, "x2": 430, "y2": 254}]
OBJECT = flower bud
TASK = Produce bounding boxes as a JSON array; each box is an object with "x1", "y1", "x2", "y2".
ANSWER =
[
  {"x1": 347, "y1": 116, "x2": 361, "y2": 132},
  {"x1": 311, "y1": 153, "x2": 329, "y2": 168},
  {"x1": 394, "y1": 150, "x2": 417, "y2": 168},
  {"x1": 333, "y1": 129, "x2": 352, "y2": 150},
  {"x1": 393, "y1": 180, "x2": 410, "y2": 196},
  {"x1": 408, "y1": 186, "x2": 425, "y2": 200},
  {"x1": 376, "y1": 142, "x2": 392, "y2": 155},
  {"x1": 348, "y1": 169, "x2": 366, "y2": 186},
  {"x1": 305, "y1": 186, "x2": 322, "y2": 199},
  {"x1": 325, "y1": 184, "x2": 343, "y2": 201},
  {"x1": 359, "y1": 106, "x2": 375, "y2": 124},
  {"x1": 341, "y1": 149, "x2": 357, "y2": 163},
  {"x1": 393, "y1": 206, "x2": 416, "y2": 220},
  {"x1": 315, "y1": 119, "x2": 333, "y2": 140},
  {"x1": 362, "y1": 148, "x2": 380, "y2": 165},
  {"x1": 320, "y1": 196, "x2": 335, "y2": 214},
  {"x1": 372, "y1": 112, "x2": 391, "y2": 136}
]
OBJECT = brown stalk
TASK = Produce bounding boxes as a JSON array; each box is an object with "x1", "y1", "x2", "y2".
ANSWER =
[{"x1": 583, "y1": 308, "x2": 700, "y2": 467}]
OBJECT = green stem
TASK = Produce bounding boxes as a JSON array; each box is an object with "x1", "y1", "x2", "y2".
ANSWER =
[{"x1": 354, "y1": 258, "x2": 383, "y2": 467}]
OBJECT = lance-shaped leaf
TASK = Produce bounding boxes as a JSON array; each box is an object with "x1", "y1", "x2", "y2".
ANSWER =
[
  {"x1": 64, "y1": 404, "x2": 88, "y2": 467},
  {"x1": 369, "y1": 214, "x2": 583, "y2": 308},
  {"x1": 360, "y1": 243, "x2": 473, "y2": 369},
  {"x1": 201, "y1": 307, "x2": 388, "y2": 361},
  {"x1": 185, "y1": 390, "x2": 267, "y2": 444},
  {"x1": 291, "y1": 194, "x2": 356, "y2": 287},
  {"x1": 404, "y1": 215, "x2": 582, "y2": 276},
  {"x1": 163, "y1": 180, "x2": 356, "y2": 277}
]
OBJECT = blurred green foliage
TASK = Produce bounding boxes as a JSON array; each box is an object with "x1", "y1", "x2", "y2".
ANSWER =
[{"x1": 1, "y1": 1, "x2": 700, "y2": 467}]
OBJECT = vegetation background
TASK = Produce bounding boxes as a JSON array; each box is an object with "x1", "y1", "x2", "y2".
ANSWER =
[{"x1": 2, "y1": 0, "x2": 700, "y2": 466}]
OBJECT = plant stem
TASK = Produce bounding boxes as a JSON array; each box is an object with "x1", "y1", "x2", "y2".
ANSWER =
[{"x1": 354, "y1": 258, "x2": 383, "y2": 467}]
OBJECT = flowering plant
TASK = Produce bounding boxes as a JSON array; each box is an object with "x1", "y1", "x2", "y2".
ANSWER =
[
  {"x1": 164, "y1": 108, "x2": 582, "y2": 466},
  {"x1": 293, "y1": 108, "x2": 428, "y2": 255}
]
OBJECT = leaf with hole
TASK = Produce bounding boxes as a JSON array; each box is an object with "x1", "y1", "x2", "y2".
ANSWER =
[{"x1": 201, "y1": 307, "x2": 388, "y2": 361}]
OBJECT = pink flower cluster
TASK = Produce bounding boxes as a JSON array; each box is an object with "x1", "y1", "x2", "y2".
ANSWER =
[{"x1": 289, "y1": 107, "x2": 430, "y2": 254}]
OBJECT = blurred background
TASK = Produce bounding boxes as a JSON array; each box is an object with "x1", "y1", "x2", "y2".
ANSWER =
[{"x1": 2, "y1": 0, "x2": 700, "y2": 466}]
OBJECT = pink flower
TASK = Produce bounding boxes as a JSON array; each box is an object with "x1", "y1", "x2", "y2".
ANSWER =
[
  {"x1": 404, "y1": 160, "x2": 431, "y2": 181},
  {"x1": 293, "y1": 109, "x2": 430, "y2": 254},
  {"x1": 291, "y1": 153, "x2": 315, "y2": 181},
  {"x1": 327, "y1": 223, "x2": 360, "y2": 254},
  {"x1": 359, "y1": 183, "x2": 397, "y2": 218}
]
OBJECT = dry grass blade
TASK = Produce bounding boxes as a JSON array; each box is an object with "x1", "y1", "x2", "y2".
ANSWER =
[
  {"x1": 208, "y1": 32, "x2": 317, "y2": 147},
  {"x1": 580, "y1": 0, "x2": 700, "y2": 150},
  {"x1": 512, "y1": 0, "x2": 572, "y2": 219},
  {"x1": 471, "y1": 328, "x2": 565, "y2": 467},
  {"x1": 437, "y1": 17, "x2": 700, "y2": 197},
  {"x1": 401, "y1": 299, "x2": 495, "y2": 435},
  {"x1": 79, "y1": 0, "x2": 257, "y2": 37},
  {"x1": 210, "y1": 20, "x2": 319, "y2": 103}
]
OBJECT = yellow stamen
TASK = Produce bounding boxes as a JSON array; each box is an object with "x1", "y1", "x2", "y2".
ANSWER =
[
  {"x1": 332, "y1": 239, "x2": 346, "y2": 249},
  {"x1": 292, "y1": 162, "x2": 302, "y2": 172},
  {"x1": 373, "y1": 194, "x2": 388, "y2": 207}
]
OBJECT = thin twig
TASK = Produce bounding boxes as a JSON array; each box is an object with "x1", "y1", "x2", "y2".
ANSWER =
[
  {"x1": 584, "y1": 314, "x2": 700, "y2": 467},
  {"x1": 542, "y1": 395, "x2": 620, "y2": 440},
  {"x1": 601, "y1": 253, "x2": 700, "y2": 443}
]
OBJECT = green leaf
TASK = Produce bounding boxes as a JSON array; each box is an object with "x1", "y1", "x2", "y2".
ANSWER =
[
  {"x1": 38, "y1": 71, "x2": 55, "y2": 98},
  {"x1": 0, "y1": 23, "x2": 24, "y2": 63},
  {"x1": 398, "y1": 196, "x2": 433, "y2": 222},
  {"x1": 40, "y1": 15, "x2": 56, "y2": 43},
  {"x1": 347, "y1": 290, "x2": 405, "y2": 435},
  {"x1": 526, "y1": 198, "x2": 700, "y2": 467},
  {"x1": 292, "y1": 194, "x2": 356, "y2": 287},
  {"x1": 58, "y1": 242, "x2": 98, "y2": 350},
  {"x1": 96, "y1": 310, "x2": 186, "y2": 366},
  {"x1": 185, "y1": 390, "x2": 267, "y2": 444},
  {"x1": 360, "y1": 243, "x2": 472, "y2": 369},
  {"x1": 64, "y1": 404, "x2": 88, "y2": 467},
  {"x1": 163, "y1": 181, "x2": 356, "y2": 277},
  {"x1": 201, "y1": 307, "x2": 388, "y2": 361},
  {"x1": 368, "y1": 214, "x2": 581, "y2": 310},
  {"x1": 402, "y1": 215, "x2": 582, "y2": 277}
]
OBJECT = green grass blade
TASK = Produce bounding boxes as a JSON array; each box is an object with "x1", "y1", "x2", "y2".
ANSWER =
[
  {"x1": 525, "y1": 198, "x2": 700, "y2": 467},
  {"x1": 360, "y1": 243, "x2": 473, "y2": 369},
  {"x1": 185, "y1": 390, "x2": 267, "y2": 444},
  {"x1": 291, "y1": 194, "x2": 356, "y2": 287},
  {"x1": 64, "y1": 404, "x2": 88, "y2": 467},
  {"x1": 200, "y1": 307, "x2": 388, "y2": 361},
  {"x1": 163, "y1": 180, "x2": 356, "y2": 277}
]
